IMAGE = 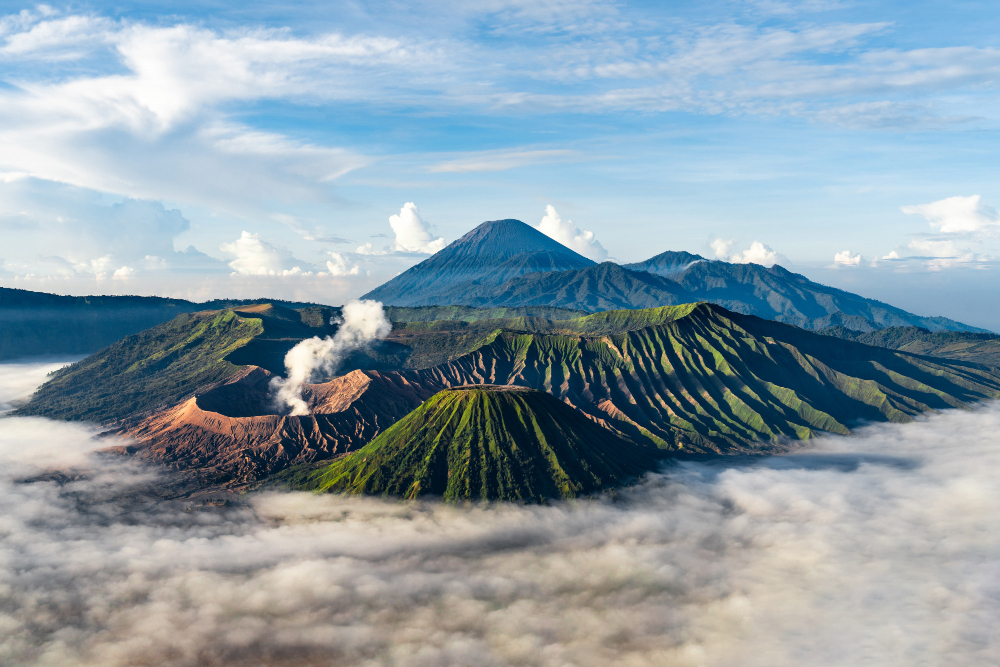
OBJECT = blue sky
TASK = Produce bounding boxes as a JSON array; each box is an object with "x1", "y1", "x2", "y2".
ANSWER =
[{"x1": 1, "y1": 1, "x2": 1000, "y2": 327}]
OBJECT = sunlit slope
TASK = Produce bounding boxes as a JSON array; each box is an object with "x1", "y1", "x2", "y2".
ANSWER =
[
  {"x1": 299, "y1": 386, "x2": 661, "y2": 501},
  {"x1": 13, "y1": 304, "x2": 343, "y2": 421},
  {"x1": 402, "y1": 303, "x2": 1000, "y2": 452}
]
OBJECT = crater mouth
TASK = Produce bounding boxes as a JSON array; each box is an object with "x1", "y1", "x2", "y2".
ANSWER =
[{"x1": 193, "y1": 367, "x2": 382, "y2": 418}]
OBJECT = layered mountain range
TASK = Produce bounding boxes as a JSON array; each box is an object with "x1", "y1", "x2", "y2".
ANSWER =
[
  {"x1": 12, "y1": 217, "x2": 1000, "y2": 501},
  {"x1": 19, "y1": 301, "x2": 1000, "y2": 494},
  {"x1": 365, "y1": 219, "x2": 983, "y2": 333}
]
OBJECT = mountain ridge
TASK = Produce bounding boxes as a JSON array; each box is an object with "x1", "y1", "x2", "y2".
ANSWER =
[{"x1": 361, "y1": 218, "x2": 984, "y2": 333}]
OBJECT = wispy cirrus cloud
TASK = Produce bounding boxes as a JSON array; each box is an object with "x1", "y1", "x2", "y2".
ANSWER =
[{"x1": 427, "y1": 148, "x2": 577, "y2": 173}]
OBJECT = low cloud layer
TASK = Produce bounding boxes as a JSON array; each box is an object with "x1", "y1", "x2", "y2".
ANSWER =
[{"x1": 2, "y1": 361, "x2": 1000, "y2": 666}]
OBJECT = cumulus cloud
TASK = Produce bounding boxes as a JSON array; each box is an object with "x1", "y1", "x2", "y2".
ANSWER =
[
  {"x1": 388, "y1": 202, "x2": 446, "y2": 254},
  {"x1": 709, "y1": 238, "x2": 781, "y2": 266},
  {"x1": 536, "y1": 205, "x2": 608, "y2": 261},
  {"x1": 325, "y1": 251, "x2": 360, "y2": 276},
  {"x1": 219, "y1": 231, "x2": 311, "y2": 276},
  {"x1": 833, "y1": 250, "x2": 862, "y2": 266},
  {"x1": 902, "y1": 195, "x2": 1000, "y2": 235},
  {"x1": 710, "y1": 237, "x2": 735, "y2": 259}
]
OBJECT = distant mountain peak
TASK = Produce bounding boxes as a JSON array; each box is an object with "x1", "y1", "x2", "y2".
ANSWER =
[
  {"x1": 362, "y1": 218, "x2": 596, "y2": 306},
  {"x1": 442, "y1": 218, "x2": 590, "y2": 260}
]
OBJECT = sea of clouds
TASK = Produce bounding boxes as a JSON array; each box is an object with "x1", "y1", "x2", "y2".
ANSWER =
[{"x1": 1, "y1": 360, "x2": 999, "y2": 666}]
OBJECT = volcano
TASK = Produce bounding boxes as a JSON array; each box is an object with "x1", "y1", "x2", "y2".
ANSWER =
[
  {"x1": 295, "y1": 385, "x2": 661, "y2": 502},
  {"x1": 362, "y1": 219, "x2": 595, "y2": 306}
]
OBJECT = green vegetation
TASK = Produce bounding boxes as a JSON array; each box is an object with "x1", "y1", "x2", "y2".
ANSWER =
[
  {"x1": 13, "y1": 310, "x2": 262, "y2": 422},
  {"x1": 0, "y1": 286, "x2": 332, "y2": 361},
  {"x1": 13, "y1": 304, "x2": 342, "y2": 422},
  {"x1": 398, "y1": 304, "x2": 1000, "y2": 453},
  {"x1": 385, "y1": 304, "x2": 707, "y2": 368},
  {"x1": 385, "y1": 305, "x2": 584, "y2": 323},
  {"x1": 295, "y1": 386, "x2": 661, "y2": 502},
  {"x1": 821, "y1": 325, "x2": 1000, "y2": 367},
  {"x1": 19, "y1": 300, "x2": 1000, "y2": 473}
]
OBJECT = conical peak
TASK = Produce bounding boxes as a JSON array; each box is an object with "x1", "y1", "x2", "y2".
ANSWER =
[{"x1": 442, "y1": 219, "x2": 590, "y2": 261}]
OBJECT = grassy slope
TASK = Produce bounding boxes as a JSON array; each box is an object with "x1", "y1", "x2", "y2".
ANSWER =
[
  {"x1": 385, "y1": 304, "x2": 704, "y2": 369},
  {"x1": 0, "y1": 287, "x2": 333, "y2": 360},
  {"x1": 297, "y1": 387, "x2": 661, "y2": 502},
  {"x1": 13, "y1": 304, "x2": 341, "y2": 422},
  {"x1": 821, "y1": 325, "x2": 1000, "y2": 367},
  {"x1": 404, "y1": 304, "x2": 1000, "y2": 453},
  {"x1": 14, "y1": 310, "x2": 262, "y2": 421},
  {"x1": 385, "y1": 305, "x2": 584, "y2": 323}
]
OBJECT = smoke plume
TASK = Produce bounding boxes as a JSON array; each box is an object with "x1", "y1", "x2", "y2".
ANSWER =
[
  {"x1": 3, "y1": 361, "x2": 1000, "y2": 666},
  {"x1": 270, "y1": 299, "x2": 391, "y2": 416}
]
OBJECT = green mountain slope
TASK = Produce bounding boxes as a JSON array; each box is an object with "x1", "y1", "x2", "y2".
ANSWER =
[
  {"x1": 0, "y1": 286, "x2": 332, "y2": 361},
  {"x1": 295, "y1": 386, "x2": 661, "y2": 502},
  {"x1": 394, "y1": 304, "x2": 1000, "y2": 452},
  {"x1": 821, "y1": 325, "x2": 1000, "y2": 367},
  {"x1": 12, "y1": 304, "x2": 345, "y2": 422}
]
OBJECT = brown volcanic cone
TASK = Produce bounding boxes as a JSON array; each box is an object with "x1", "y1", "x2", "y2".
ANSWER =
[{"x1": 111, "y1": 366, "x2": 433, "y2": 486}]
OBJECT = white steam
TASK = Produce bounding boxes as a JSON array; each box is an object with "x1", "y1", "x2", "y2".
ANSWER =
[
  {"x1": 269, "y1": 299, "x2": 391, "y2": 416},
  {"x1": 4, "y1": 361, "x2": 1000, "y2": 666}
]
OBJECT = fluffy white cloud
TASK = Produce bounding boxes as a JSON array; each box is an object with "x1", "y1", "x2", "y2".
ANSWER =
[
  {"x1": 354, "y1": 242, "x2": 387, "y2": 256},
  {"x1": 834, "y1": 250, "x2": 862, "y2": 266},
  {"x1": 325, "y1": 251, "x2": 360, "y2": 276},
  {"x1": 219, "y1": 231, "x2": 308, "y2": 276},
  {"x1": 7, "y1": 360, "x2": 1000, "y2": 665},
  {"x1": 710, "y1": 237, "x2": 735, "y2": 259},
  {"x1": 901, "y1": 195, "x2": 1000, "y2": 234},
  {"x1": 709, "y1": 238, "x2": 780, "y2": 266},
  {"x1": 112, "y1": 266, "x2": 136, "y2": 280},
  {"x1": 882, "y1": 250, "x2": 900, "y2": 260},
  {"x1": 536, "y1": 205, "x2": 608, "y2": 261},
  {"x1": 730, "y1": 241, "x2": 779, "y2": 266},
  {"x1": 388, "y1": 203, "x2": 446, "y2": 254}
]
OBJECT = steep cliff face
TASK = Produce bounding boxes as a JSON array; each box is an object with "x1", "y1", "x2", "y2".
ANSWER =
[{"x1": 112, "y1": 304, "x2": 1000, "y2": 487}]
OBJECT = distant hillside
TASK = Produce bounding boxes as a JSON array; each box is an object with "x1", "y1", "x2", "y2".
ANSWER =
[
  {"x1": 0, "y1": 287, "x2": 330, "y2": 361},
  {"x1": 362, "y1": 219, "x2": 595, "y2": 306},
  {"x1": 290, "y1": 386, "x2": 661, "y2": 502},
  {"x1": 403, "y1": 255, "x2": 980, "y2": 333},
  {"x1": 821, "y1": 325, "x2": 1000, "y2": 367}
]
